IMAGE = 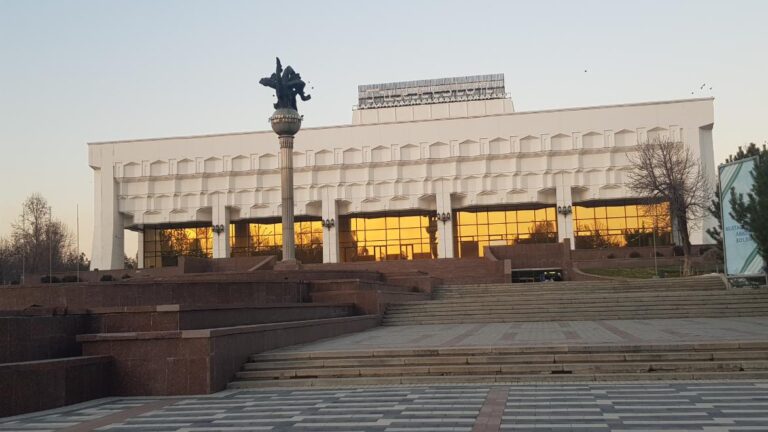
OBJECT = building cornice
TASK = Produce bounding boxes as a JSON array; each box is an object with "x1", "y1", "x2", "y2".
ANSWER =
[{"x1": 87, "y1": 97, "x2": 714, "y2": 147}]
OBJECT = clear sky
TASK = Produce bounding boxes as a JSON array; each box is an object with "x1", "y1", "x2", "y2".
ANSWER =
[{"x1": 0, "y1": 0, "x2": 766, "y2": 260}]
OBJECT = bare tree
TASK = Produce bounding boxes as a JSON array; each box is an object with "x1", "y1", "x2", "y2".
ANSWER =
[
  {"x1": 9, "y1": 194, "x2": 82, "y2": 277},
  {"x1": 627, "y1": 138, "x2": 710, "y2": 275},
  {"x1": 0, "y1": 237, "x2": 19, "y2": 284}
]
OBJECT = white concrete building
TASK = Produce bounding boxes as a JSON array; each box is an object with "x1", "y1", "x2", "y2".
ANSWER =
[{"x1": 89, "y1": 75, "x2": 715, "y2": 270}]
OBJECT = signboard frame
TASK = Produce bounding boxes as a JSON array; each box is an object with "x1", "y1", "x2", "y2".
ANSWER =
[{"x1": 718, "y1": 155, "x2": 765, "y2": 277}]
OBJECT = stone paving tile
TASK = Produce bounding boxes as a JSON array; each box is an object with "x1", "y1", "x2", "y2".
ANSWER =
[
  {"x1": 3, "y1": 382, "x2": 768, "y2": 431},
  {"x1": 500, "y1": 382, "x2": 768, "y2": 431},
  {"x1": 263, "y1": 318, "x2": 768, "y2": 353}
]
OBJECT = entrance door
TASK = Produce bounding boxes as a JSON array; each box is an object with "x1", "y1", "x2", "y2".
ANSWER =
[{"x1": 374, "y1": 246, "x2": 388, "y2": 261}]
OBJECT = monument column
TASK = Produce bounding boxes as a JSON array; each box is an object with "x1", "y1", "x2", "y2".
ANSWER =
[
  {"x1": 279, "y1": 131, "x2": 296, "y2": 261},
  {"x1": 260, "y1": 57, "x2": 312, "y2": 268}
]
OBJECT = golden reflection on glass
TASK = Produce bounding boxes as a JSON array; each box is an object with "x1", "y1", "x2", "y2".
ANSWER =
[
  {"x1": 454, "y1": 206, "x2": 558, "y2": 258},
  {"x1": 233, "y1": 220, "x2": 322, "y2": 263},
  {"x1": 573, "y1": 202, "x2": 671, "y2": 249},
  {"x1": 144, "y1": 220, "x2": 324, "y2": 268},
  {"x1": 517, "y1": 210, "x2": 534, "y2": 223},
  {"x1": 143, "y1": 226, "x2": 213, "y2": 268},
  {"x1": 339, "y1": 212, "x2": 439, "y2": 262}
]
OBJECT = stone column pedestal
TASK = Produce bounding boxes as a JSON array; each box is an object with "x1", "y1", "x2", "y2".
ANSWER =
[{"x1": 270, "y1": 108, "x2": 303, "y2": 269}]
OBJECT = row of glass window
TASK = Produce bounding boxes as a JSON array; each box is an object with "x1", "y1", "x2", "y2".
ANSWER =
[
  {"x1": 339, "y1": 212, "x2": 438, "y2": 262},
  {"x1": 454, "y1": 207, "x2": 559, "y2": 258},
  {"x1": 143, "y1": 221, "x2": 324, "y2": 268},
  {"x1": 142, "y1": 203, "x2": 673, "y2": 267},
  {"x1": 572, "y1": 203, "x2": 672, "y2": 248}
]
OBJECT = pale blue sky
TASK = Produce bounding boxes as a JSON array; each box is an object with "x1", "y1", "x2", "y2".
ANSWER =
[{"x1": 0, "y1": 0, "x2": 766, "y2": 259}]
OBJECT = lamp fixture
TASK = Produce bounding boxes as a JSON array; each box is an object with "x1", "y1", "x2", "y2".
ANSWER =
[
  {"x1": 436, "y1": 212, "x2": 451, "y2": 222},
  {"x1": 321, "y1": 218, "x2": 335, "y2": 229},
  {"x1": 212, "y1": 224, "x2": 226, "y2": 235},
  {"x1": 557, "y1": 205, "x2": 572, "y2": 216}
]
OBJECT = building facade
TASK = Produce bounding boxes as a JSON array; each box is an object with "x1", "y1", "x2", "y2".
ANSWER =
[{"x1": 89, "y1": 75, "x2": 716, "y2": 270}]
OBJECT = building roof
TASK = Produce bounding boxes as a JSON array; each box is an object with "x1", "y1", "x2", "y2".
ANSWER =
[{"x1": 87, "y1": 97, "x2": 714, "y2": 146}]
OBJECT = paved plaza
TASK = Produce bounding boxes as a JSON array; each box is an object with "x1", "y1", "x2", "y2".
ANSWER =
[
  {"x1": 4, "y1": 317, "x2": 768, "y2": 430},
  {"x1": 270, "y1": 317, "x2": 768, "y2": 353},
  {"x1": 2, "y1": 382, "x2": 768, "y2": 431}
]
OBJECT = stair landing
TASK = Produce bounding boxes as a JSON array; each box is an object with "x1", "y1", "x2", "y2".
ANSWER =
[{"x1": 243, "y1": 317, "x2": 768, "y2": 354}]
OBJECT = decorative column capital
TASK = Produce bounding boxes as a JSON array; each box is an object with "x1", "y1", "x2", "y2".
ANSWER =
[{"x1": 270, "y1": 108, "x2": 302, "y2": 138}]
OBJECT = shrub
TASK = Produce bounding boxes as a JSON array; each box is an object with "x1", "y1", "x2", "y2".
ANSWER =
[
  {"x1": 672, "y1": 245, "x2": 684, "y2": 256},
  {"x1": 100, "y1": 274, "x2": 115, "y2": 282},
  {"x1": 121, "y1": 274, "x2": 131, "y2": 279},
  {"x1": 40, "y1": 275, "x2": 61, "y2": 283},
  {"x1": 628, "y1": 251, "x2": 642, "y2": 258},
  {"x1": 61, "y1": 275, "x2": 80, "y2": 283},
  {"x1": 655, "y1": 251, "x2": 665, "y2": 257},
  {"x1": 607, "y1": 253, "x2": 616, "y2": 259}
]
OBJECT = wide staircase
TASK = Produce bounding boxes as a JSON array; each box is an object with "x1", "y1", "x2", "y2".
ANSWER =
[
  {"x1": 230, "y1": 341, "x2": 768, "y2": 388},
  {"x1": 383, "y1": 276, "x2": 768, "y2": 325},
  {"x1": 229, "y1": 276, "x2": 768, "y2": 388}
]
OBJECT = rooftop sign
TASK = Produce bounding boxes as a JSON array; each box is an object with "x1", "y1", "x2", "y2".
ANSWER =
[{"x1": 357, "y1": 74, "x2": 506, "y2": 109}]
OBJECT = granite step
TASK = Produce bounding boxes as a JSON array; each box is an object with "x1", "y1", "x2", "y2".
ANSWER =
[
  {"x1": 433, "y1": 287, "x2": 749, "y2": 301},
  {"x1": 244, "y1": 349, "x2": 768, "y2": 371},
  {"x1": 435, "y1": 281, "x2": 726, "y2": 296},
  {"x1": 382, "y1": 310, "x2": 768, "y2": 325},
  {"x1": 236, "y1": 360, "x2": 767, "y2": 380},
  {"x1": 386, "y1": 280, "x2": 768, "y2": 325},
  {"x1": 435, "y1": 277, "x2": 726, "y2": 293},
  {"x1": 440, "y1": 276, "x2": 724, "y2": 288},
  {"x1": 230, "y1": 342, "x2": 768, "y2": 389},
  {"x1": 228, "y1": 371, "x2": 768, "y2": 388},
  {"x1": 385, "y1": 300, "x2": 768, "y2": 314},
  {"x1": 383, "y1": 304, "x2": 768, "y2": 318},
  {"x1": 389, "y1": 294, "x2": 768, "y2": 309}
]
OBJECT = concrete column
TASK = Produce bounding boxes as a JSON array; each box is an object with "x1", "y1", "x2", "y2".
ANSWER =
[
  {"x1": 322, "y1": 193, "x2": 340, "y2": 263},
  {"x1": 436, "y1": 184, "x2": 454, "y2": 258},
  {"x1": 137, "y1": 230, "x2": 144, "y2": 269},
  {"x1": 555, "y1": 173, "x2": 575, "y2": 249},
  {"x1": 212, "y1": 196, "x2": 230, "y2": 259},
  {"x1": 279, "y1": 135, "x2": 296, "y2": 261},
  {"x1": 90, "y1": 166, "x2": 125, "y2": 270},
  {"x1": 438, "y1": 217, "x2": 455, "y2": 259}
]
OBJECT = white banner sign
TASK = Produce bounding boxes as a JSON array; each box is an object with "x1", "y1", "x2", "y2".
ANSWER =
[{"x1": 719, "y1": 156, "x2": 765, "y2": 276}]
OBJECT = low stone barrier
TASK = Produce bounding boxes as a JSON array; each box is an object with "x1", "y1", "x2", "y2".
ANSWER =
[
  {"x1": 0, "y1": 356, "x2": 112, "y2": 417},
  {"x1": 0, "y1": 311, "x2": 87, "y2": 363},
  {"x1": 86, "y1": 303, "x2": 356, "y2": 333},
  {"x1": 78, "y1": 315, "x2": 379, "y2": 395},
  {"x1": 308, "y1": 279, "x2": 430, "y2": 315},
  {"x1": 0, "y1": 280, "x2": 308, "y2": 310}
]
